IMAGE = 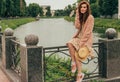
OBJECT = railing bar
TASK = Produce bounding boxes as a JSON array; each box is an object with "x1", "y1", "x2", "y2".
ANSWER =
[
  {"x1": 43, "y1": 42, "x2": 100, "y2": 50},
  {"x1": 11, "y1": 39, "x2": 21, "y2": 45},
  {"x1": 59, "y1": 51, "x2": 70, "y2": 57},
  {"x1": 92, "y1": 45, "x2": 99, "y2": 47},
  {"x1": 44, "y1": 46, "x2": 67, "y2": 49},
  {"x1": 44, "y1": 49, "x2": 69, "y2": 53},
  {"x1": 44, "y1": 47, "x2": 97, "y2": 53}
]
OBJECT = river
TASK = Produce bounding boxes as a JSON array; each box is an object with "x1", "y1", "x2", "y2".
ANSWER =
[{"x1": 14, "y1": 18, "x2": 100, "y2": 47}]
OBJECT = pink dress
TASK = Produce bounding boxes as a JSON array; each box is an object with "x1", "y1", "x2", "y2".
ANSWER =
[{"x1": 67, "y1": 11, "x2": 94, "y2": 57}]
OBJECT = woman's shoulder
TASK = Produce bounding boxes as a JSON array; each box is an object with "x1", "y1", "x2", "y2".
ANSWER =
[
  {"x1": 85, "y1": 15, "x2": 94, "y2": 24},
  {"x1": 88, "y1": 15, "x2": 94, "y2": 19}
]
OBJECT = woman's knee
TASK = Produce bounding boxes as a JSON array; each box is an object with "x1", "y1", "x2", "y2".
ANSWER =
[{"x1": 67, "y1": 43, "x2": 73, "y2": 48}]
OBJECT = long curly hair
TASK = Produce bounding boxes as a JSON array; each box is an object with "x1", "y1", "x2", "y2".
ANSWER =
[{"x1": 77, "y1": 0, "x2": 91, "y2": 25}]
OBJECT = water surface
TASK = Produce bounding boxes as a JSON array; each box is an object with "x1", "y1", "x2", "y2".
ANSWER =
[{"x1": 14, "y1": 18, "x2": 99, "y2": 47}]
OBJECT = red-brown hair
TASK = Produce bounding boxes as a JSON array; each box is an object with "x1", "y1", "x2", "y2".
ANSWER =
[{"x1": 78, "y1": 0, "x2": 91, "y2": 25}]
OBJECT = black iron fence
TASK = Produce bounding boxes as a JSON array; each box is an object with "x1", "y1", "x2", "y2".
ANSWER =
[
  {"x1": 10, "y1": 39, "x2": 21, "y2": 75},
  {"x1": 43, "y1": 43, "x2": 101, "y2": 82}
]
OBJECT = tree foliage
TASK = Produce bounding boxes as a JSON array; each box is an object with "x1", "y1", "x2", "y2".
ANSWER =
[
  {"x1": 5, "y1": 0, "x2": 14, "y2": 17},
  {"x1": 46, "y1": 6, "x2": 51, "y2": 16},
  {"x1": 20, "y1": 0, "x2": 26, "y2": 16},
  {"x1": 54, "y1": 10, "x2": 65, "y2": 16},
  {"x1": 39, "y1": 7, "x2": 43, "y2": 16},
  {"x1": 27, "y1": 3, "x2": 40, "y2": 17},
  {"x1": 90, "y1": 0, "x2": 96, "y2": 4},
  {"x1": 0, "y1": 0, "x2": 118, "y2": 18},
  {"x1": 64, "y1": 5, "x2": 73, "y2": 16},
  {"x1": 0, "y1": 0, "x2": 6, "y2": 17},
  {"x1": 12, "y1": 0, "x2": 20, "y2": 16},
  {"x1": 98, "y1": 0, "x2": 118, "y2": 18},
  {"x1": 0, "y1": 0, "x2": 26, "y2": 17},
  {"x1": 91, "y1": 3, "x2": 100, "y2": 17}
]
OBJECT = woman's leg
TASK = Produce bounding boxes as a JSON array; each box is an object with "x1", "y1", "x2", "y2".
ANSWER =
[
  {"x1": 67, "y1": 43, "x2": 77, "y2": 73},
  {"x1": 67, "y1": 43, "x2": 76, "y2": 62},
  {"x1": 76, "y1": 60, "x2": 84, "y2": 82},
  {"x1": 76, "y1": 59, "x2": 82, "y2": 74}
]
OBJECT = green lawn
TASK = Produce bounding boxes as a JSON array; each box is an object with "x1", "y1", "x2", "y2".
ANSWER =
[{"x1": 0, "y1": 17, "x2": 35, "y2": 31}]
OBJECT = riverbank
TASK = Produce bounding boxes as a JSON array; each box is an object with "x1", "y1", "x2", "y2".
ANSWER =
[
  {"x1": 0, "y1": 16, "x2": 66, "y2": 31},
  {"x1": 1, "y1": 16, "x2": 120, "y2": 33},
  {"x1": 0, "y1": 17, "x2": 36, "y2": 31},
  {"x1": 64, "y1": 16, "x2": 120, "y2": 32}
]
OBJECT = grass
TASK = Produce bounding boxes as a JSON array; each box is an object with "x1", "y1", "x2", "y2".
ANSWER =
[
  {"x1": 45, "y1": 55, "x2": 72, "y2": 82},
  {"x1": 64, "y1": 16, "x2": 120, "y2": 33},
  {"x1": 0, "y1": 17, "x2": 36, "y2": 31}
]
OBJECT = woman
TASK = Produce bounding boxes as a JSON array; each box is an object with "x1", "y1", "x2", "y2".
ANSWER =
[{"x1": 67, "y1": 1, "x2": 94, "y2": 82}]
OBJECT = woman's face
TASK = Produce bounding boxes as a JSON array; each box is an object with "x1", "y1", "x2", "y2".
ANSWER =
[{"x1": 80, "y1": 4, "x2": 87, "y2": 14}]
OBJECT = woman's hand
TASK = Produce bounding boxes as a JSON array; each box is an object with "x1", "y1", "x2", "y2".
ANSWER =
[{"x1": 72, "y1": 30, "x2": 80, "y2": 38}]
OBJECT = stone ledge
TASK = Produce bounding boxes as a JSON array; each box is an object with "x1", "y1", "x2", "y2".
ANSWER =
[
  {"x1": 82, "y1": 77, "x2": 120, "y2": 82},
  {"x1": 103, "y1": 76, "x2": 120, "y2": 82},
  {"x1": 0, "y1": 61, "x2": 20, "y2": 82}
]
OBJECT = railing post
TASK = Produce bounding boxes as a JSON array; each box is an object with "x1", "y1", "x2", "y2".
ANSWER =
[
  {"x1": 99, "y1": 38, "x2": 120, "y2": 78},
  {"x1": 20, "y1": 34, "x2": 44, "y2": 82},
  {"x1": 2, "y1": 28, "x2": 15, "y2": 69}
]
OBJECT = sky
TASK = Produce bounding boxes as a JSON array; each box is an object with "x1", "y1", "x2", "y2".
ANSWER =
[{"x1": 25, "y1": 0, "x2": 77, "y2": 10}]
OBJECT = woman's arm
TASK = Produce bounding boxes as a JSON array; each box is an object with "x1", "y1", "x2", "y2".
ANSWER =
[
  {"x1": 74, "y1": 9, "x2": 81, "y2": 29},
  {"x1": 72, "y1": 30, "x2": 80, "y2": 38},
  {"x1": 73, "y1": 9, "x2": 81, "y2": 38},
  {"x1": 79, "y1": 15, "x2": 94, "y2": 46}
]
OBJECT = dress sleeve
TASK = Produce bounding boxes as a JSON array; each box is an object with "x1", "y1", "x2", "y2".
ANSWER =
[
  {"x1": 74, "y1": 9, "x2": 81, "y2": 29},
  {"x1": 79, "y1": 15, "x2": 94, "y2": 47}
]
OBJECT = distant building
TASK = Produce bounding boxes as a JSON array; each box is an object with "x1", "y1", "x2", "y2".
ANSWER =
[
  {"x1": 41, "y1": 5, "x2": 50, "y2": 16},
  {"x1": 69, "y1": 10, "x2": 75, "y2": 17},
  {"x1": 51, "y1": 10, "x2": 55, "y2": 17}
]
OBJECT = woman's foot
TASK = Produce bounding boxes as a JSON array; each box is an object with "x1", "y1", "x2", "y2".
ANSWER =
[
  {"x1": 90, "y1": 55, "x2": 94, "y2": 59},
  {"x1": 76, "y1": 73, "x2": 84, "y2": 82},
  {"x1": 71, "y1": 62, "x2": 76, "y2": 73}
]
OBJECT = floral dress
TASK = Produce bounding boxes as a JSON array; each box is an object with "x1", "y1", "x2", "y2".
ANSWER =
[{"x1": 67, "y1": 9, "x2": 94, "y2": 57}]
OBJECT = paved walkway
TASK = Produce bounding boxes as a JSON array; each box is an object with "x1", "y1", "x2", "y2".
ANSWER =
[{"x1": 0, "y1": 69, "x2": 10, "y2": 82}]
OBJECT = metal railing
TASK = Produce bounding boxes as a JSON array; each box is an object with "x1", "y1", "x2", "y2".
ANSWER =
[
  {"x1": 10, "y1": 39, "x2": 21, "y2": 76},
  {"x1": 43, "y1": 42, "x2": 101, "y2": 82}
]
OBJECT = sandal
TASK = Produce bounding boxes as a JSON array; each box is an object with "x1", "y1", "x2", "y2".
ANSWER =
[
  {"x1": 71, "y1": 62, "x2": 76, "y2": 73},
  {"x1": 76, "y1": 73, "x2": 84, "y2": 82}
]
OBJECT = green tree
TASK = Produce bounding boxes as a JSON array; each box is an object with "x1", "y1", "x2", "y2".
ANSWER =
[
  {"x1": 46, "y1": 6, "x2": 51, "y2": 16},
  {"x1": 64, "y1": 5, "x2": 73, "y2": 16},
  {"x1": 20, "y1": 0, "x2": 26, "y2": 16},
  {"x1": 98, "y1": 0, "x2": 104, "y2": 16},
  {"x1": 91, "y1": 3, "x2": 99, "y2": 17},
  {"x1": 77, "y1": 0, "x2": 83, "y2": 3},
  {"x1": 77, "y1": 0, "x2": 89, "y2": 3},
  {"x1": 0, "y1": 0, "x2": 6, "y2": 17},
  {"x1": 54, "y1": 9, "x2": 64, "y2": 16},
  {"x1": 28, "y1": 3, "x2": 40, "y2": 17},
  {"x1": 98, "y1": 0, "x2": 118, "y2": 18},
  {"x1": 5, "y1": 0, "x2": 14, "y2": 17},
  {"x1": 12, "y1": 0, "x2": 20, "y2": 16},
  {"x1": 90, "y1": 0, "x2": 96, "y2": 4},
  {"x1": 39, "y1": 7, "x2": 43, "y2": 16}
]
